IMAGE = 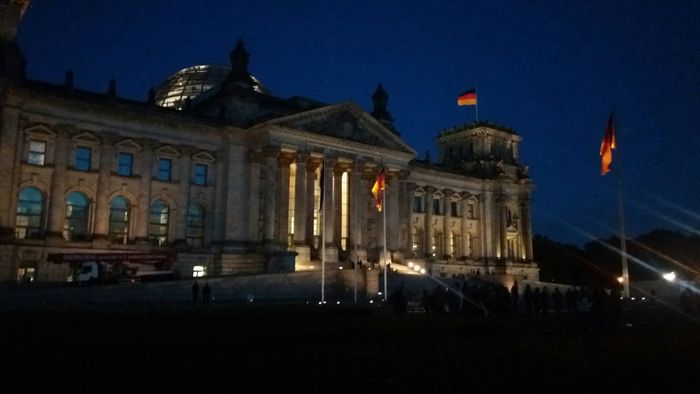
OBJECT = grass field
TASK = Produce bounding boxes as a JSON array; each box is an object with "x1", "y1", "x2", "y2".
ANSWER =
[{"x1": 1, "y1": 303, "x2": 698, "y2": 393}]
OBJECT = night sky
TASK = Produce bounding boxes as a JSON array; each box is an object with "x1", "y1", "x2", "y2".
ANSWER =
[{"x1": 16, "y1": 1, "x2": 700, "y2": 246}]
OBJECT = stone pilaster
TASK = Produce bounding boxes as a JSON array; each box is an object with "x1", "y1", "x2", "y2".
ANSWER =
[
  {"x1": 175, "y1": 149, "x2": 192, "y2": 241},
  {"x1": 224, "y1": 144, "x2": 250, "y2": 247},
  {"x1": 262, "y1": 146, "x2": 279, "y2": 245},
  {"x1": 135, "y1": 143, "x2": 153, "y2": 243},
  {"x1": 481, "y1": 190, "x2": 493, "y2": 262},
  {"x1": 93, "y1": 141, "x2": 114, "y2": 241},
  {"x1": 442, "y1": 190, "x2": 452, "y2": 257},
  {"x1": 348, "y1": 162, "x2": 362, "y2": 251},
  {"x1": 212, "y1": 152, "x2": 227, "y2": 243},
  {"x1": 459, "y1": 194, "x2": 469, "y2": 258},
  {"x1": 0, "y1": 107, "x2": 20, "y2": 232},
  {"x1": 47, "y1": 132, "x2": 70, "y2": 239},
  {"x1": 248, "y1": 151, "x2": 264, "y2": 242},
  {"x1": 397, "y1": 171, "x2": 410, "y2": 253},
  {"x1": 498, "y1": 195, "x2": 508, "y2": 260}
]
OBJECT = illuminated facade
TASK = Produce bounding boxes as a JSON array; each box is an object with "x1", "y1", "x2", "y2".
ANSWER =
[{"x1": 0, "y1": 1, "x2": 537, "y2": 282}]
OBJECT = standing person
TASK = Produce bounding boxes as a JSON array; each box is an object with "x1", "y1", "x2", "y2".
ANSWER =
[
  {"x1": 510, "y1": 280, "x2": 520, "y2": 315},
  {"x1": 191, "y1": 280, "x2": 200, "y2": 307},
  {"x1": 202, "y1": 282, "x2": 211, "y2": 306}
]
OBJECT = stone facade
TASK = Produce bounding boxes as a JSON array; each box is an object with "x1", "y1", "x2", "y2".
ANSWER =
[{"x1": 0, "y1": 1, "x2": 537, "y2": 283}]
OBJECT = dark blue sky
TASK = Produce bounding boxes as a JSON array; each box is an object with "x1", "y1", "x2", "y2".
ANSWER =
[{"x1": 17, "y1": 0, "x2": 700, "y2": 246}]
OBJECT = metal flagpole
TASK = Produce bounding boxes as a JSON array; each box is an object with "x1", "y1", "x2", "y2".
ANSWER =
[
  {"x1": 353, "y1": 156, "x2": 359, "y2": 304},
  {"x1": 382, "y1": 170, "x2": 388, "y2": 302},
  {"x1": 321, "y1": 153, "x2": 326, "y2": 303},
  {"x1": 614, "y1": 156, "x2": 630, "y2": 298}
]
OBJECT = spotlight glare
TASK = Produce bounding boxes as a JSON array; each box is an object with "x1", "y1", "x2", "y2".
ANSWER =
[{"x1": 662, "y1": 272, "x2": 676, "y2": 282}]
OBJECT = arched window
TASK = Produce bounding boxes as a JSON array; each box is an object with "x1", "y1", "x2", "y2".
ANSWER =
[
  {"x1": 64, "y1": 192, "x2": 90, "y2": 241},
  {"x1": 109, "y1": 196, "x2": 130, "y2": 244},
  {"x1": 186, "y1": 203, "x2": 205, "y2": 247},
  {"x1": 16, "y1": 187, "x2": 45, "y2": 239},
  {"x1": 149, "y1": 200, "x2": 169, "y2": 246}
]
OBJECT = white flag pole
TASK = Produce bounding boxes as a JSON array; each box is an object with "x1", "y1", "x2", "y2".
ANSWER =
[
  {"x1": 321, "y1": 153, "x2": 326, "y2": 303},
  {"x1": 354, "y1": 156, "x2": 359, "y2": 304},
  {"x1": 382, "y1": 169, "x2": 388, "y2": 302}
]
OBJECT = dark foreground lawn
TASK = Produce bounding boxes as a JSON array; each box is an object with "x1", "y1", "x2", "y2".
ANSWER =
[{"x1": 1, "y1": 303, "x2": 698, "y2": 393}]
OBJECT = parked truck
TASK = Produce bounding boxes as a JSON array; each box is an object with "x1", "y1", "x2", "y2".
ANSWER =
[{"x1": 48, "y1": 252, "x2": 178, "y2": 284}]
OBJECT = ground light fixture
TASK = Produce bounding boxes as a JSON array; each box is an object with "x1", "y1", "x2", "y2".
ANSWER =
[{"x1": 662, "y1": 271, "x2": 676, "y2": 282}]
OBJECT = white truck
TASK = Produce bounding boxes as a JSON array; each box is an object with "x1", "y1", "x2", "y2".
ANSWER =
[{"x1": 48, "y1": 252, "x2": 178, "y2": 284}]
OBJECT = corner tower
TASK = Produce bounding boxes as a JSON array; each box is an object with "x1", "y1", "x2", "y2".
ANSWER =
[{"x1": 0, "y1": 0, "x2": 30, "y2": 79}]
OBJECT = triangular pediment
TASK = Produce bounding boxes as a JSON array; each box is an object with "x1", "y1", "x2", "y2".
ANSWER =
[
  {"x1": 24, "y1": 124, "x2": 56, "y2": 137},
  {"x1": 193, "y1": 151, "x2": 216, "y2": 162},
  {"x1": 507, "y1": 224, "x2": 519, "y2": 233},
  {"x1": 155, "y1": 145, "x2": 181, "y2": 158},
  {"x1": 115, "y1": 139, "x2": 142, "y2": 151},
  {"x1": 72, "y1": 131, "x2": 100, "y2": 143},
  {"x1": 262, "y1": 102, "x2": 416, "y2": 155}
]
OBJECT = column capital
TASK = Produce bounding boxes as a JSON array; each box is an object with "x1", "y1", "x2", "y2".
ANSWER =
[
  {"x1": 407, "y1": 182, "x2": 417, "y2": 192},
  {"x1": 425, "y1": 186, "x2": 436, "y2": 194},
  {"x1": 249, "y1": 150, "x2": 265, "y2": 164},
  {"x1": 442, "y1": 188, "x2": 454, "y2": 197},
  {"x1": 295, "y1": 151, "x2": 310, "y2": 163},
  {"x1": 263, "y1": 145, "x2": 281, "y2": 158},
  {"x1": 278, "y1": 151, "x2": 295, "y2": 167},
  {"x1": 397, "y1": 169, "x2": 411, "y2": 180}
]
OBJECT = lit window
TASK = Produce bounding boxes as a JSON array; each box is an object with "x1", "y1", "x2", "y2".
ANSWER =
[
  {"x1": 193, "y1": 265, "x2": 206, "y2": 278},
  {"x1": 149, "y1": 200, "x2": 169, "y2": 246},
  {"x1": 432, "y1": 198, "x2": 441, "y2": 215},
  {"x1": 193, "y1": 163, "x2": 207, "y2": 186},
  {"x1": 157, "y1": 158, "x2": 172, "y2": 182},
  {"x1": 15, "y1": 187, "x2": 45, "y2": 239},
  {"x1": 27, "y1": 141, "x2": 46, "y2": 166},
  {"x1": 64, "y1": 192, "x2": 90, "y2": 241},
  {"x1": 186, "y1": 204, "x2": 205, "y2": 247},
  {"x1": 75, "y1": 146, "x2": 92, "y2": 171},
  {"x1": 117, "y1": 152, "x2": 133, "y2": 177},
  {"x1": 412, "y1": 196, "x2": 422, "y2": 213},
  {"x1": 109, "y1": 196, "x2": 130, "y2": 244}
]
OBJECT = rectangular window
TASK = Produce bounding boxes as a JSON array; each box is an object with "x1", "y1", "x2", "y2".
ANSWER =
[
  {"x1": 432, "y1": 198, "x2": 441, "y2": 215},
  {"x1": 451, "y1": 201, "x2": 459, "y2": 217},
  {"x1": 75, "y1": 146, "x2": 92, "y2": 171},
  {"x1": 412, "y1": 196, "x2": 422, "y2": 213},
  {"x1": 157, "y1": 158, "x2": 172, "y2": 182},
  {"x1": 28, "y1": 141, "x2": 46, "y2": 166},
  {"x1": 117, "y1": 152, "x2": 133, "y2": 177},
  {"x1": 193, "y1": 163, "x2": 208, "y2": 186}
]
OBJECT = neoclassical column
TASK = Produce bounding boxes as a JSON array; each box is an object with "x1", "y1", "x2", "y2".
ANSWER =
[
  {"x1": 276, "y1": 152, "x2": 293, "y2": 245},
  {"x1": 424, "y1": 186, "x2": 435, "y2": 256},
  {"x1": 480, "y1": 190, "x2": 493, "y2": 262},
  {"x1": 442, "y1": 190, "x2": 452, "y2": 257},
  {"x1": 175, "y1": 148, "x2": 192, "y2": 241},
  {"x1": 348, "y1": 161, "x2": 362, "y2": 250},
  {"x1": 332, "y1": 165, "x2": 344, "y2": 248},
  {"x1": 248, "y1": 151, "x2": 264, "y2": 242},
  {"x1": 387, "y1": 172, "x2": 400, "y2": 251},
  {"x1": 293, "y1": 152, "x2": 308, "y2": 245},
  {"x1": 304, "y1": 159, "x2": 320, "y2": 246},
  {"x1": 459, "y1": 193, "x2": 469, "y2": 258},
  {"x1": 262, "y1": 146, "x2": 279, "y2": 244},
  {"x1": 93, "y1": 140, "x2": 115, "y2": 239},
  {"x1": 397, "y1": 171, "x2": 410, "y2": 252},
  {"x1": 322, "y1": 157, "x2": 337, "y2": 246},
  {"x1": 135, "y1": 142, "x2": 154, "y2": 242},
  {"x1": 521, "y1": 198, "x2": 534, "y2": 260},
  {"x1": 498, "y1": 195, "x2": 508, "y2": 260},
  {"x1": 47, "y1": 131, "x2": 70, "y2": 238}
]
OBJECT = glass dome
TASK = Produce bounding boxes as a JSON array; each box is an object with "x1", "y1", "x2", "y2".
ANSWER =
[{"x1": 153, "y1": 64, "x2": 268, "y2": 110}]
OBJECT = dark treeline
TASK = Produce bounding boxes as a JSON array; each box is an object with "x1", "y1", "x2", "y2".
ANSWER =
[{"x1": 534, "y1": 229, "x2": 700, "y2": 288}]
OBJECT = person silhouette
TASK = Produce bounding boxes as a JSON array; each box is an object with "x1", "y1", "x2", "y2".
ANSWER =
[
  {"x1": 202, "y1": 282, "x2": 211, "y2": 306},
  {"x1": 191, "y1": 280, "x2": 200, "y2": 307}
]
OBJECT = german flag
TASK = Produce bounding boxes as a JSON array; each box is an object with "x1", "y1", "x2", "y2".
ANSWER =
[
  {"x1": 371, "y1": 169, "x2": 385, "y2": 212},
  {"x1": 457, "y1": 89, "x2": 477, "y2": 106},
  {"x1": 600, "y1": 113, "x2": 616, "y2": 175}
]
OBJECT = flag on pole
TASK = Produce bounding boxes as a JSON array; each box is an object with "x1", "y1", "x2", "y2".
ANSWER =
[
  {"x1": 600, "y1": 113, "x2": 616, "y2": 175},
  {"x1": 371, "y1": 169, "x2": 385, "y2": 212},
  {"x1": 457, "y1": 89, "x2": 477, "y2": 106}
]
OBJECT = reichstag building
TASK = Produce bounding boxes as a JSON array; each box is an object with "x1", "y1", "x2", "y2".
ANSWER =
[{"x1": 0, "y1": 0, "x2": 537, "y2": 283}]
